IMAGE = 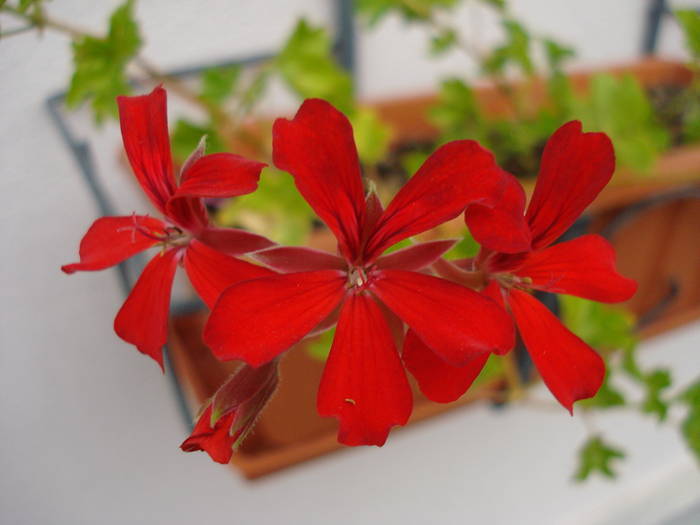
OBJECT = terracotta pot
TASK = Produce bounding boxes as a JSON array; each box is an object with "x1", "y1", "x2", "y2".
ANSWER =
[{"x1": 168, "y1": 58, "x2": 700, "y2": 478}]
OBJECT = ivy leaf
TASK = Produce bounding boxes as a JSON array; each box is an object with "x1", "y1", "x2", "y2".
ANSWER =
[
  {"x1": 430, "y1": 78, "x2": 483, "y2": 141},
  {"x1": 571, "y1": 74, "x2": 669, "y2": 173},
  {"x1": 680, "y1": 379, "x2": 700, "y2": 462},
  {"x1": 543, "y1": 38, "x2": 575, "y2": 72},
  {"x1": 676, "y1": 10, "x2": 700, "y2": 60},
  {"x1": 170, "y1": 118, "x2": 225, "y2": 164},
  {"x1": 444, "y1": 232, "x2": 480, "y2": 259},
  {"x1": 216, "y1": 167, "x2": 316, "y2": 245},
  {"x1": 354, "y1": 0, "x2": 458, "y2": 25},
  {"x1": 65, "y1": 0, "x2": 141, "y2": 123},
  {"x1": 484, "y1": 19, "x2": 533, "y2": 76},
  {"x1": 574, "y1": 436, "x2": 626, "y2": 481},
  {"x1": 350, "y1": 107, "x2": 392, "y2": 165},
  {"x1": 559, "y1": 295, "x2": 637, "y2": 352},
  {"x1": 641, "y1": 369, "x2": 672, "y2": 422},
  {"x1": 580, "y1": 372, "x2": 626, "y2": 409},
  {"x1": 199, "y1": 66, "x2": 241, "y2": 106},
  {"x1": 430, "y1": 28, "x2": 457, "y2": 55},
  {"x1": 276, "y1": 19, "x2": 353, "y2": 113}
]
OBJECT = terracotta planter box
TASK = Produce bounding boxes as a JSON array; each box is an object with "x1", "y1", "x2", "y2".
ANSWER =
[{"x1": 167, "y1": 58, "x2": 700, "y2": 479}]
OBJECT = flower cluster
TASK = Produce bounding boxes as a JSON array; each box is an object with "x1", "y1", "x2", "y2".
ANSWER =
[{"x1": 63, "y1": 87, "x2": 636, "y2": 463}]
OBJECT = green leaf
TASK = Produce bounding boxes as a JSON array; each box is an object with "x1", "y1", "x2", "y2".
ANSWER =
[
  {"x1": 641, "y1": 369, "x2": 672, "y2": 422},
  {"x1": 170, "y1": 118, "x2": 225, "y2": 164},
  {"x1": 481, "y1": 0, "x2": 505, "y2": 10},
  {"x1": 580, "y1": 372, "x2": 626, "y2": 409},
  {"x1": 17, "y1": 0, "x2": 42, "y2": 14},
  {"x1": 570, "y1": 74, "x2": 669, "y2": 173},
  {"x1": 306, "y1": 327, "x2": 336, "y2": 361},
  {"x1": 430, "y1": 28, "x2": 457, "y2": 55},
  {"x1": 429, "y1": 78, "x2": 483, "y2": 141},
  {"x1": 444, "y1": 232, "x2": 480, "y2": 259},
  {"x1": 276, "y1": 19, "x2": 354, "y2": 113},
  {"x1": 676, "y1": 10, "x2": 700, "y2": 60},
  {"x1": 350, "y1": 107, "x2": 392, "y2": 165},
  {"x1": 543, "y1": 38, "x2": 575, "y2": 72},
  {"x1": 680, "y1": 379, "x2": 700, "y2": 462},
  {"x1": 559, "y1": 295, "x2": 637, "y2": 352},
  {"x1": 354, "y1": 0, "x2": 458, "y2": 25},
  {"x1": 399, "y1": 150, "x2": 429, "y2": 176},
  {"x1": 574, "y1": 436, "x2": 626, "y2": 481},
  {"x1": 484, "y1": 19, "x2": 533, "y2": 76},
  {"x1": 65, "y1": 0, "x2": 141, "y2": 123},
  {"x1": 216, "y1": 167, "x2": 316, "y2": 245},
  {"x1": 199, "y1": 66, "x2": 241, "y2": 106}
]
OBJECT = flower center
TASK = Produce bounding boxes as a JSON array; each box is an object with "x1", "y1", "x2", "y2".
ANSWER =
[
  {"x1": 346, "y1": 265, "x2": 373, "y2": 292},
  {"x1": 494, "y1": 272, "x2": 532, "y2": 290}
]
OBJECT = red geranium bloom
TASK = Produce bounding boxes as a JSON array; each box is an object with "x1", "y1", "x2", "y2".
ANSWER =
[
  {"x1": 204, "y1": 99, "x2": 517, "y2": 446},
  {"x1": 62, "y1": 87, "x2": 274, "y2": 368},
  {"x1": 408, "y1": 121, "x2": 637, "y2": 412},
  {"x1": 181, "y1": 361, "x2": 279, "y2": 464}
]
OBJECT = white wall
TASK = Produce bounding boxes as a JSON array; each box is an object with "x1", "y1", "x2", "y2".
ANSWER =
[{"x1": 1, "y1": 1, "x2": 699, "y2": 524}]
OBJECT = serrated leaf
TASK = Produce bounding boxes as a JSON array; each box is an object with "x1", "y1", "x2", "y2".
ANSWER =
[
  {"x1": 641, "y1": 369, "x2": 672, "y2": 422},
  {"x1": 484, "y1": 19, "x2": 533, "y2": 76},
  {"x1": 543, "y1": 38, "x2": 575, "y2": 71},
  {"x1": 559, "y1": 295, "x2": 637, "y2": 352},
  {"x1": 170, "y1": 118, "x2": 225, "y2": 164},
  {"x1": 429, "y1": 78, "x2": 483, "y2": 141},
  {"x1": 430, "y1": 28, "x2": 457, "y2": 55},
  {"x1": 277, "y1": 19, "x2": 353, "y2": 113},
  {"x1": 354, "y1": 0, "x2": 458, "y2": 24},
  {"x1": 200, "y1": 66, "x2": 241, "y2": 106},
  {"x1": 65, "y1": 0, "x2": 141, "y2": 123},
  {"x1": 350, "y1": 107, "x2": 392, "y2": 165},
  {"x1": 444, "y1": 232, "x2": 480, "y2": 259},
  {"x1": 676, "y1": 10, "x2": 700, "y2": 60},
  {"x1": 682, "y1": 408, "x2": 700, "y2": 462},
  {"x1": 216, "y1": 167, "x2": 315, "y2": 245},
  {"x1": 571, "y1": 74, "x2": 669, "y2": 173},
  {"x1": 680, "y1": 380, "x2": 700, "y2": 462},
  {"x1": 574, "y1": 436, "x2": 626, "y2": 481},
  {"x1": 580, "y1": 372, "x2": 626, "y2": 409}
]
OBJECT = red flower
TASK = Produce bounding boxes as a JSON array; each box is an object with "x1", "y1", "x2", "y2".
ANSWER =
[
  {"x1": 181, "y1": 361, "x2": 279, "y2": 463},
  {"x1": 413, "y1": 121, "x2": 637, "y2": 412},
  {"x1": 62, "y1": 87, "x2": 274, "y2": 368},
  {"x1": 204, "y1": 99, "x2": 516, "y2": 446}
]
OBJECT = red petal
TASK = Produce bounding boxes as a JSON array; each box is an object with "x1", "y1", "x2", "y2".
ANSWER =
[
  {"x1": 174, "y1": 153, "x2": 265, "y2": 199},
  {"x1": 165, "y1": 196, "x2": 209, "y2": 233},
  {"x1": 370, "y1": 270, "x2": 514, "y2": 365},
  {"x1": 364, "y1": 140, "x2": 502, "y2": 261},
  {"x1": 204, "y1": 270, "x2": 347, "y2": 366},
  {"x1": 252, "y1": 246, "x2": 346, "y2": 273},
  {"x1": 211, "y1": 361, "x2": 279, "y2": 424},
  {"x1": 117, "y1": 87, "x2": 176, "y2": 213},
  {"x1": 464, "y1": 171, "x2": 531, "y2": 253},
  {"x1": 183, "y1": 240, "x2": 275, "y2": 309},
  {"x1": 375, "y1": 240, "x2": 457, "y2": 272},
  {"x1": 114, "y1": 248, "x2": 181, "y2": 369},
  {"x1": 513, "y1": 234, "x2": 637, "y2": 303},
  {"x1": 273, "y1": 99, "x2": 365, "y2": 261},
  {"x1": 196, "y1": 227, "x2": 276, "y2": 256},
  {"x1": 61, "y1": 215, "x2": 166, "y2": 274},
  {"x1": 180, "y1": 405, "x2": 236, "y2": 464},
  {"x1": 526, "y1": 121, "x2": 614, "y2": 249},
  {"x1": 317, "y1": 293, "x2": 412, "y2": 446},
  {"x1": 403, "y1": 329, "x2": 489, "y2": 403},
  {"x1": 481, "y1": 280, "x2": 507, "y2": 310},
  {"x1": 508, "y1": 289, "x2": 605, "y2": 412}
]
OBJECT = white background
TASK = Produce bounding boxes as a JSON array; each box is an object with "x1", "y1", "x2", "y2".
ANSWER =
[{"x1": 1, "y1": 1, "x2": 699, "y2": 524}]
